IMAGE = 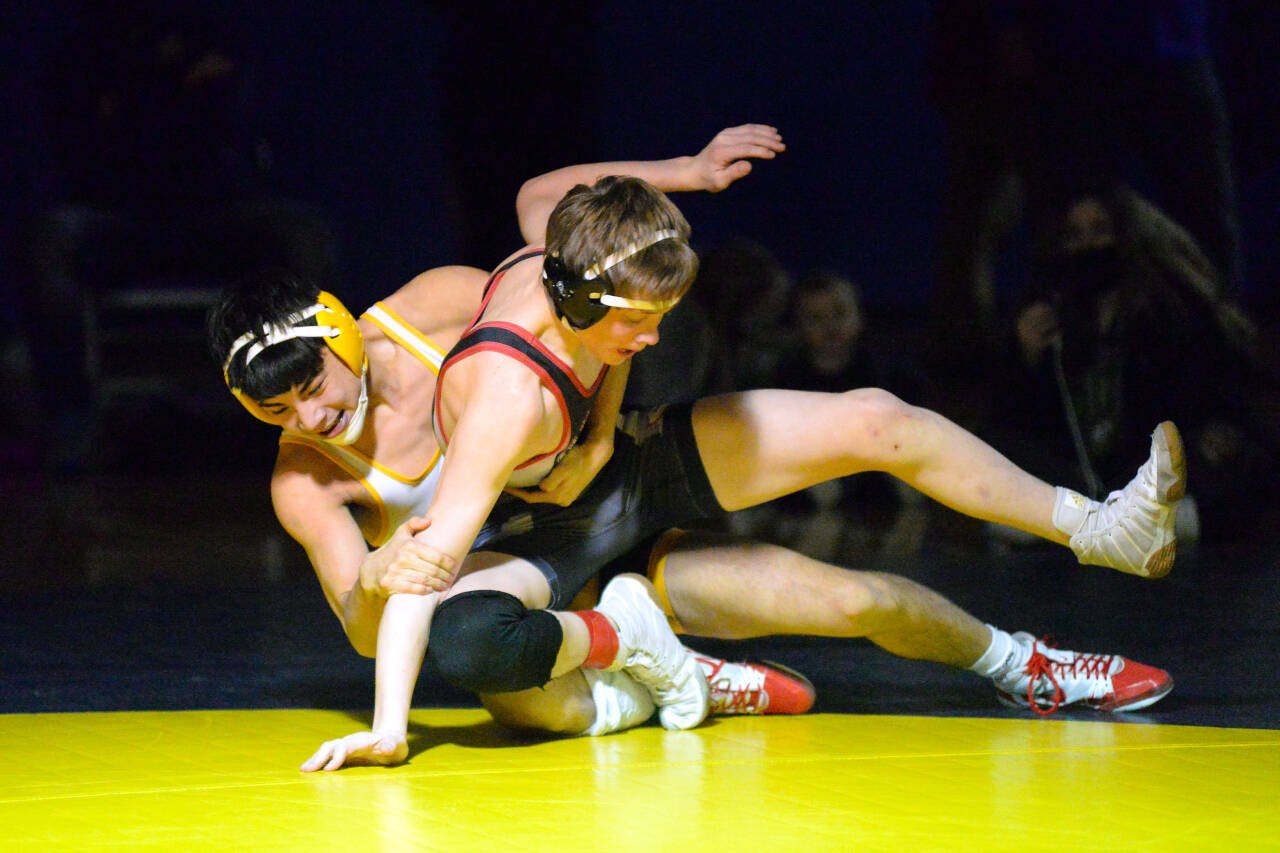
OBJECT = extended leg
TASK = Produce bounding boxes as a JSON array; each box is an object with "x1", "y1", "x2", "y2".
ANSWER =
[
  {"x1": 653, "y1": 531, "x2": 1172, "y2": 714},
  {"x1": 658, "y1": 530, "x2": 990, "y2": 665},
  {"x1": 690, "y1": 389, "x2": 1184, "y2": 576}
]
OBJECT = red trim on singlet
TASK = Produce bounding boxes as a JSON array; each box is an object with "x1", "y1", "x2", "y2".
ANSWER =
[
  {"x1": 469, "y1": 251, "x2": 607, "y2": 396},
  {"x1": 434, "y1": 342, "x2": 574, "y2": 471},
  {"x1": 469, "y1": 321, "x2": 605, "y2": 397},
  {"x1": 468, "y1": 249, "x2": 545, "y2": 328},
  {"x1": 432, "y1": 247, "x2": 610, "y2": 473}
]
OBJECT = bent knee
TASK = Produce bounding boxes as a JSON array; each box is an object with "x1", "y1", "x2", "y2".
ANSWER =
[
  {"x1": 829, "y1": 570, "x2": 903, "y2": 635},
  {"x1": 839, "y1": 388, "x2": 930, "y2": 466},
  {"x1": 842, "y1": 387, "x2": 912, "y2": 431},
  {"x1": 427, "y1": 590, "x2": 561, "y2": 694}
]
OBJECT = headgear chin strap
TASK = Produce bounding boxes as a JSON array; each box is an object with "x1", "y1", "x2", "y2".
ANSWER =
[
  {"x1": 325, "y1": 365, "x2": 370, "y2": 445},
  {"x1": 542, "y1": 229, "x2": 683, "y2": 329},
  {"x1": 222, "y1": 290, "x2": 368, "y2": 441}
]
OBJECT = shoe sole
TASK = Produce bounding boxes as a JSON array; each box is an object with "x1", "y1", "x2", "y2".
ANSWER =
[
  {"x1": 1098, "y1": 676, "x2": 1175, "y2": 712},
  {"x1": 1154, "y1": 421, "x2": 1187, "y2": 503},
  {"x1": 995, "y1": 676, "x2": 1175, "y2": 714},
  {"x1": 1141, "y1": 422, "x2": 1186, "y2": 578}
]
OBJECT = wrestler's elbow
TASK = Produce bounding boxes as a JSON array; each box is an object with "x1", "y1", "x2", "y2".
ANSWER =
[{"x1": 344, "y1": 623, "x2": 378, "y2": 659}]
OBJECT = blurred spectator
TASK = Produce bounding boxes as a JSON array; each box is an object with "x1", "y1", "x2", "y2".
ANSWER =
[
  {"x1": 924, "y1": 0, "x2": 1244, "y2": 427},
  {"x1": 692, "y1": 238, "x2": 796, "y2": 393},
  {"x1": 19, "y1": 0, "x2": 338, "y2": 471},
  {"x1": 988, "y1": 186, "x2": 1272, "y2": 543},
  {"x1": 1031, "y1": 0, "x2": 1243, "y2": 295},
  {"x1": 736, "y1": 271, "x2": 930, "y2": 565}
]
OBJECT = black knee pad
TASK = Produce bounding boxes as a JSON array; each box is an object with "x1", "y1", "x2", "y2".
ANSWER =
[{"x1": 427, "y1": 590, "x2": 563, "y2": 694}]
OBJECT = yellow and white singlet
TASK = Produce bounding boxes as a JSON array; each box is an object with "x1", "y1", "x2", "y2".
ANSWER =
[{"x1": 279, "y1": 302, "x2": 446, "y2": 547}]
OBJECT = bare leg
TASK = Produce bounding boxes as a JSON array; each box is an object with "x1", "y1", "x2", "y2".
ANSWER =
[
  {"x1": 660, "y1": 531, "x2": 990, "y2": 668},
  {"x1": 691, "y1": 388, "x2": 1066, "y2": 544},
  {"x1": 481, "y1": 671, "x2": 597, "y2": 734}
]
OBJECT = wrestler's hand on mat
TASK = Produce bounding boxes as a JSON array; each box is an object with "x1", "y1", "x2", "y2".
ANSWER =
[
  {"x1": 507, "y1": 435, "x2": 613, "y2": 506},
  {"x1": 689, "y1": 123, "x2": 785, "y2": 192},
  {"x1": 361, "y1": 517, "x2": 457, "y2": 597},
  {"x1": 300, "y1": 731, "x2": 408, "y2": 772}
]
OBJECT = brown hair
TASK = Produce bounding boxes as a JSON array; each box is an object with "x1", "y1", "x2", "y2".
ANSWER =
[{"x1": 545, "y1": 175, "x2": 698, "y2": 303}]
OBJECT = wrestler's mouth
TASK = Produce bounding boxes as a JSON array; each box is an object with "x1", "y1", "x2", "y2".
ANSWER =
[{"x1": 322, "y1": 412, "x2": 346, "y2": 438}]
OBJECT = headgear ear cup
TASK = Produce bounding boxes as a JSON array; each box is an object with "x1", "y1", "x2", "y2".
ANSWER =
[
  {"x1": 542, "y1": 253, "x2": 610, "y2": 329},
  {"x1": 223, "y1": 290, "x2": 367, "y2": 423},
  {"x1": 537, "y1": 251, "x2": 601, "y2": 326},
  {"x1": 313, "y1": 290, "x2": 365, "y2": 376},
  {"x1": 542, "y1": 230, "x2": 683, "y2": 329}
]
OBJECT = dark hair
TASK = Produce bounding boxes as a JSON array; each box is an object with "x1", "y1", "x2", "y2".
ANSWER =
[
  {"x1": 545, "y1": 175, "x2": 698, "y2": 304},
  {"x1": 206, "y1": 269, "x2": 326, "y2": 401}
]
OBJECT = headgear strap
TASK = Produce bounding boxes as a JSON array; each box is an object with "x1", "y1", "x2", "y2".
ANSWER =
[
  {"x1": 223, "y1": 304, "x2": 333, "y2": 373},
  {"x1": 582, "y1": 229, "x2": 681, "y2": 282},
  {"x1": 222, "y1": 291, "x2": 368, "y2": 440},
  {"x1": 585, "y1": 229, "x2": 682, "y2": 313}
]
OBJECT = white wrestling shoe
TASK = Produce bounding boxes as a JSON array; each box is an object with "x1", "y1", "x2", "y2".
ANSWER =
[
  {"x1": 596, "y1": 575, "x2": 710, "y2": 731},
  {"x1": 692, "y1": 652, "x2": 816, "y2": 715},
  {"x1": 995, "y1": 633, "x2": 1174, "y2": 716},
  {"x1": 1055, "y1": 421, "x2": 1186, "y2": 578}
]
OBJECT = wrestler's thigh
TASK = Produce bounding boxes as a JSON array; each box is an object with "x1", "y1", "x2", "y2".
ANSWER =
[
  {"x1": 444, "y1": 551, "x2": 554, "y2": 610},
  {"x1": 480, "y1": 670, "x2": 594, "y2": 734},
  {"x1": 691, "y1": 388, "x2": 890, "y2": 510},
  {"x1": 661, "y1": 531, "x2": 882, "y2": 639}
]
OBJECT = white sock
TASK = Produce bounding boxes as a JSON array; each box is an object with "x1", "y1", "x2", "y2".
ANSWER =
[
  {"x1": 969, "y1": 625, "x2": 1027, "y2": 681},
  {"x1": 581, "y1": 669, "x2": 656, "y2": 736},
  {"x1": 1052, "y1": 486, "x2": 1094, "y2": 537}
]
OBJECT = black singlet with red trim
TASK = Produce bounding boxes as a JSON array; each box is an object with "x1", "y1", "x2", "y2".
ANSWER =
[{"x1": 432, "y1": 250, "x2": 607, "y2": 473}]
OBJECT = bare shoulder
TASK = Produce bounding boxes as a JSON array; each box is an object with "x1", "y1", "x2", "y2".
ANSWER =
[
  {"x1": 439, "y1": 347, "x2": 558, "y2": 448},
  {"x1": 270, "y1": 441, "x2": 358, "y2": 530},
  {"x1": 381, "y1": 265, "x2": 489, "y2": 332}
]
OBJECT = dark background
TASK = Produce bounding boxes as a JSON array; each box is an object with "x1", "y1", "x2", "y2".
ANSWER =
[
  {"x1": 7, "y1": 1, "x2": 1273, "y2": 317},
  {"x1": 1, "y1": 1, "x2": 1278, "y2": 724}
]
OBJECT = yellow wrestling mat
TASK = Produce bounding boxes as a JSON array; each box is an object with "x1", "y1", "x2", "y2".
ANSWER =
[{"x1": 3, "y1": 709, "x2": 1277, "y2": 852}]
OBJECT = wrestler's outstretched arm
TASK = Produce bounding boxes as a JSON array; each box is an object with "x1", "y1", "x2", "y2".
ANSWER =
[
  {"x1": 507, "y1": 123, "x2": 784, "y2": 503},
  {"x1": 302, "y1": 356, "x2": 554, "y2": 771},
  {"x1": 515, "y1": 123, "x2": 785, "y2": 245}
]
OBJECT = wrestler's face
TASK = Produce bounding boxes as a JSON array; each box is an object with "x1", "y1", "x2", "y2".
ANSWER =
[
  {"x1": 577, "y1": 307, "x2": 667, "y2": 365},
  {"x1": 254, "y1": 347, "x2": 364, "y2": 439}
]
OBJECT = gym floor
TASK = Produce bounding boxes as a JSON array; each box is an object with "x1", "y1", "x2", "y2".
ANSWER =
[{"x1": 2, "y1": 422, "x2": 1278, "y2": 850}]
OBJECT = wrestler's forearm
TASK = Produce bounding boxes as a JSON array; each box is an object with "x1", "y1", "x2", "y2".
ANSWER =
[
  {"x1": 340, "y1": 538, "x2": 406, "y2": 657},
  {"x1": 525, "y1": 154, "x2": 700, "y2": 200},
  {"x1": 517, "y1": 158, "x2": 701, "y2": 244},
  {"x1": 371, "y1": 591, "x2": 439, "y2": 738}
]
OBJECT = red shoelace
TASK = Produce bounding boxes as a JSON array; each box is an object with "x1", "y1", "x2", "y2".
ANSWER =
[
  {"x1": 1021, "y1": 637, "x2": 1113, "y2": 716},
  {"x1": 698, "y1": 657, "x2": 767, "y2": 714}
]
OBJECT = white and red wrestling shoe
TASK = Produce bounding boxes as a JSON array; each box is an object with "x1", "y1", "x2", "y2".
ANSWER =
[{"x1": 692, "y1": 651, "x2": 816, "y2": 716}]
